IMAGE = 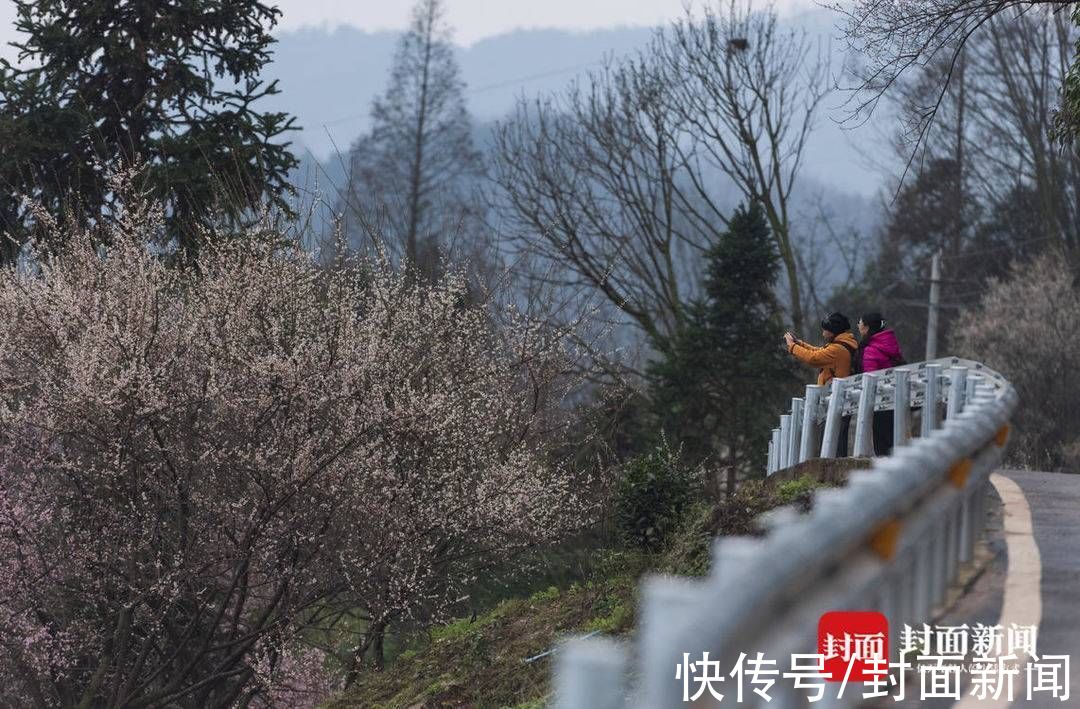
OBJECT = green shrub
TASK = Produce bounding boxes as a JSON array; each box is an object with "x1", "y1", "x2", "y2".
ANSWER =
[
  {"x1": 659, "y1": 502, "x2": 714, "y2": 576},
  {"x1": 659, "y1": 476, "x2": 825, "y2": 575},
  {"x1": 775, "y1": 476, "x2": 821, "y2": 511},
  {"x1": 709, "y1": 479, "x2": 782, "y2": 536},
  {"x1": 614, "y1": 439, "x2": 698, "y2": 551}
]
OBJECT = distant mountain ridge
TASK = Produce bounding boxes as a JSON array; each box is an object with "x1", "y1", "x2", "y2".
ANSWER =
[
  {"x1": 263, "y1": 11, "x2": 887, "y2": 199},
  {"x1": 269, "y1": 11, "x2": 888, "y2": 299},
  {"x1": 264, "y1": 24, "x2": 654, "y2": 163}
]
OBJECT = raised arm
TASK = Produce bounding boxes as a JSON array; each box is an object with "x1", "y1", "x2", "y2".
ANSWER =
[{"x1": 789, "y1": 340, "x2": 841, "y2": 368}]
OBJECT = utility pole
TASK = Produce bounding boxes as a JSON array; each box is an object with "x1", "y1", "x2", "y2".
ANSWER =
[{"x1": 926, "y1": 250, "x2": 942, "y2": 360}]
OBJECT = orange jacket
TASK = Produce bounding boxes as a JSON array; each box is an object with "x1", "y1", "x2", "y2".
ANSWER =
[{"x1": 788, "y1": 331, "x2": 858, "y2": 386}]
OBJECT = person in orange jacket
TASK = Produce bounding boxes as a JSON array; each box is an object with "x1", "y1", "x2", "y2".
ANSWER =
[
  {"x1": 783, "y1": 312, "x2": 859, "y2": 385},
  {"x1": 783, "y1": 312, "x2": 858, "y2": 455}
]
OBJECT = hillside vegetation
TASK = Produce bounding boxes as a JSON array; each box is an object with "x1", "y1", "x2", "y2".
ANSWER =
[{"x1": 330, "y1": 476, "x2": 831, "y2": 708}]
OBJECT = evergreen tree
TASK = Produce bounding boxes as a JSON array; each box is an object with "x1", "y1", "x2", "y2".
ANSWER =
[
  {"x1": 0, "y1": 0, "x2": 297, "y2": 259},
  {"x1": 649, "y1": 202, "x2": 795, "y2": 481},
  {"x1": 1055, "y1": 6, "x2": 1080, "y2": 146},
  {"x1": 341, "y1": 0, "x2": 483, "y2": 280}
]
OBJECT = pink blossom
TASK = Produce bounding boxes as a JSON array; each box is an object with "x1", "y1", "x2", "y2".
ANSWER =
[{"x1": 0, "y1": 168, "x2": 589, "y2": 706}]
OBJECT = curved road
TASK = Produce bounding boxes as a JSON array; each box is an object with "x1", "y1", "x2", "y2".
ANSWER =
[
  {"x1": 900, "y1": 470, "x2": 1080, "y2": 708},
  {"x1": 992, "y1": 470, "x2": 1079, "y2": 707}
]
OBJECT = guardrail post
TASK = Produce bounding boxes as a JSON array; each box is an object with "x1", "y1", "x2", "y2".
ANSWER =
[
  {"x1": 853, "y1": 373, "x2": 878, "y2": 457},
  {"x1": 971, "y1": 479, "x2": 989, "y2": 549},
  {"x1": 947, "y1": 367, "x2": 968, "y2": 419},
  {"x1": 878, "y1": 580, "x2": 898, "y2": 665},
  {"x1": 930, "y1": 519, "x2": 948, "y2": 609},
  {"x1": 639, "y1": 577, "x2": 706, "y2": 709},
  {"x1": 950, "y1": 503, "x2": 963, "y2": 579},
  {"x1": 893, "y1": 368, "x2": 910, "y2": 448},
  {"x1": 554, "y1": 637, "x2": 627, "y2": 709},
  {"x1": 964, "y1": 478, "x2": 981, "y2": 559},
  {"x1": 912, "y1": 536, "x2": 932, "y2": 622},
  {"x1": 921, "y1": 364, "x2": 942, "y2": 437},
  {"x1": 958, "y1": 456, "x2": 986, "y2": 566},
  {"x1": 899, "y1": 553, "x2": 917, "y2": 629},
  {"x1": 779, "y1": 414, "x2": 792, "y2": 470},
  {"x1": 767, "y1": 439, "x2": 775, "y2": 474},
  {"x1": 959, "y1": 492, "x2": 974, "y2": 565},
  {"x1": 945, "y1": 515, "x2": 959, "y2": 606},
  {"x1": 820, "y1": 377, "x2": 847, "y2": 458},
  {"x1": 789, "y1": 398, "x2": 803, "y2": 469},
  {"x1": 798, "y1": 385, "x2": 823, "y2": 462},
  {"x1": 769, "y1": 428, "x2": 780, "y2": 474}
]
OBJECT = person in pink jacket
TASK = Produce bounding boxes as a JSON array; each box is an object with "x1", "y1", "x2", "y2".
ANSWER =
[{"x1": 857, "y1": 312, "x2": 905, "y2": 455}]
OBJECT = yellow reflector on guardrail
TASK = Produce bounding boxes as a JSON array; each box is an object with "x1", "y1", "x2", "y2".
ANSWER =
[
  {"x1": 948, "y1": 459, "x2": 972, "y2": 489},
  {"x1": 869, "y1": 519, "x2": 902, "y2": 560},
  {"x1": 994, "y1": 425, "x2": 1010, "y2": 447}
]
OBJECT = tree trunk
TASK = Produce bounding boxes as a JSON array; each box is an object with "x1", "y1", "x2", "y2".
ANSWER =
[
  {"x1": 763, "y1": 208, "x2": 804, "y2": 331},
  {"x1": 779, "y1": 240, "x2": 804, "y2": 333},
  {"x1": 405, "y1": 2, "x2": 436, "y2": 276},
  {"x1": 372, "y1": 624, "x2": 386, "y2": 671},
  {"x1": 343, "y1": 620, "x2": 388, "y2": 688}
]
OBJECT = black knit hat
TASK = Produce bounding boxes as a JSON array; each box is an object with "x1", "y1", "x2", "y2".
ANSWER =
[
  {"x1": 860, "y1": 311, "x2": 886, "y2": 335},
  {"x1": 820, "y1": 312, "x2": 851, "y2": 335}
]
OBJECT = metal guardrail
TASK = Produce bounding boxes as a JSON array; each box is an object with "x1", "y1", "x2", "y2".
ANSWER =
[
  {"x1": 767, "y1": 358, "x2": 1010, "y2": 472},
  {"x1": 553, "y1": 357, "x2": 1017, "y2": 708}
]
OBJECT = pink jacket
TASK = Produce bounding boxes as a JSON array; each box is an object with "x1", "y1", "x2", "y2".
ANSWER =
[{"x1": 860, "y1": 329, "x2": 903, "y2": 373}]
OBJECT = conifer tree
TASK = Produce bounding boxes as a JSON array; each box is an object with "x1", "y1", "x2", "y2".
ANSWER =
[
  {"x1": 649, "y1": 202, "x2": 795, "y2": 479},
  {"x1": 342, "y1": 0, "x2": 483, "y2": 279},
  {"x1": 0, "y1": 0, "x2": 297, "y2": 259}
]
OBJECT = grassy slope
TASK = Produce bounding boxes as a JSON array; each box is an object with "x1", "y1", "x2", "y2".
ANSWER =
[
  {"x1": 326, "y1": 571, "x2": 639, "y2": 708},
  {"x1": 328, "y1": 474, "x2": 836, "y2": 708}
]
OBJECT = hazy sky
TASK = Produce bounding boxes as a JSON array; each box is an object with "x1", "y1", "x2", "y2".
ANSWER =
[
  {"x1": 269, "y1": 0, "x2": 809, "y2": 45},
  {"x1": 0, "y1": 0, "x2": 815, "y2": 55}
]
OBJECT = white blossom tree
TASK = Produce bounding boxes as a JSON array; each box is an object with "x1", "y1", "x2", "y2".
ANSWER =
[
  {"x1": 952, "y1": 250, "x2": 1080, "y2": 470},
  {"x1": 0, "y1": 169, "x2": 588, "y2": 707}
]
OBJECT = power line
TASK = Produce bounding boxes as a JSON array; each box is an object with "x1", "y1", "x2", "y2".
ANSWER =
[
  {"x1": 912, "y1": 275, "x2": 982, "y2": 284},
  {"x1": 469, "y1": 60, "x2": 603, "y2": 95},
  {"x1": 939, "y1": 234, "x2": 1060, "y2": 260},
  {"x1": 892, "y1": 298, "x2": 969, "y2": 311},
  {"x1": 319, "y1": 59, "x2": 602, "y2": 128}
]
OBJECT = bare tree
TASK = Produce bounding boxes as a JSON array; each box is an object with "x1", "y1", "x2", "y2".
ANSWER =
[
  {"x1": 796, "y1": 196, "x2": 871, "y2": 317},
  {"x1": 846, "y1": 6, "x2": 1079, "y2": 358},
  {"x1": 341, "y1": 0, "x2": 484, "y2": 278},
  {"x1": 493, "y1": 3, "x2": 827, "y2": 351},
  {"x1": 883, "y1": 6, "x2": 1078, "y2": 246},
  {"x1": 660, "y1": 4, "x2": 829, "y2": 330},
  {"x1": 493, "y1": 57, "x2": 727, "y2": 355},
  {"x1": 833, "y1": 0, "x2": 1068, "y2": 149},
  {"x1": 965, "y1": 9, "x2": 1080, "y2": 247}
]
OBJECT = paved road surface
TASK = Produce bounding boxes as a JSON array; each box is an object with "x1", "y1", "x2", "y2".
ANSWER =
[
  {"x1": 995, "y1": 470, "x2": 1080, "y2": 707},
  {"x1": 888, "y1": 470, "x2": 1080, "y2": 708}
]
